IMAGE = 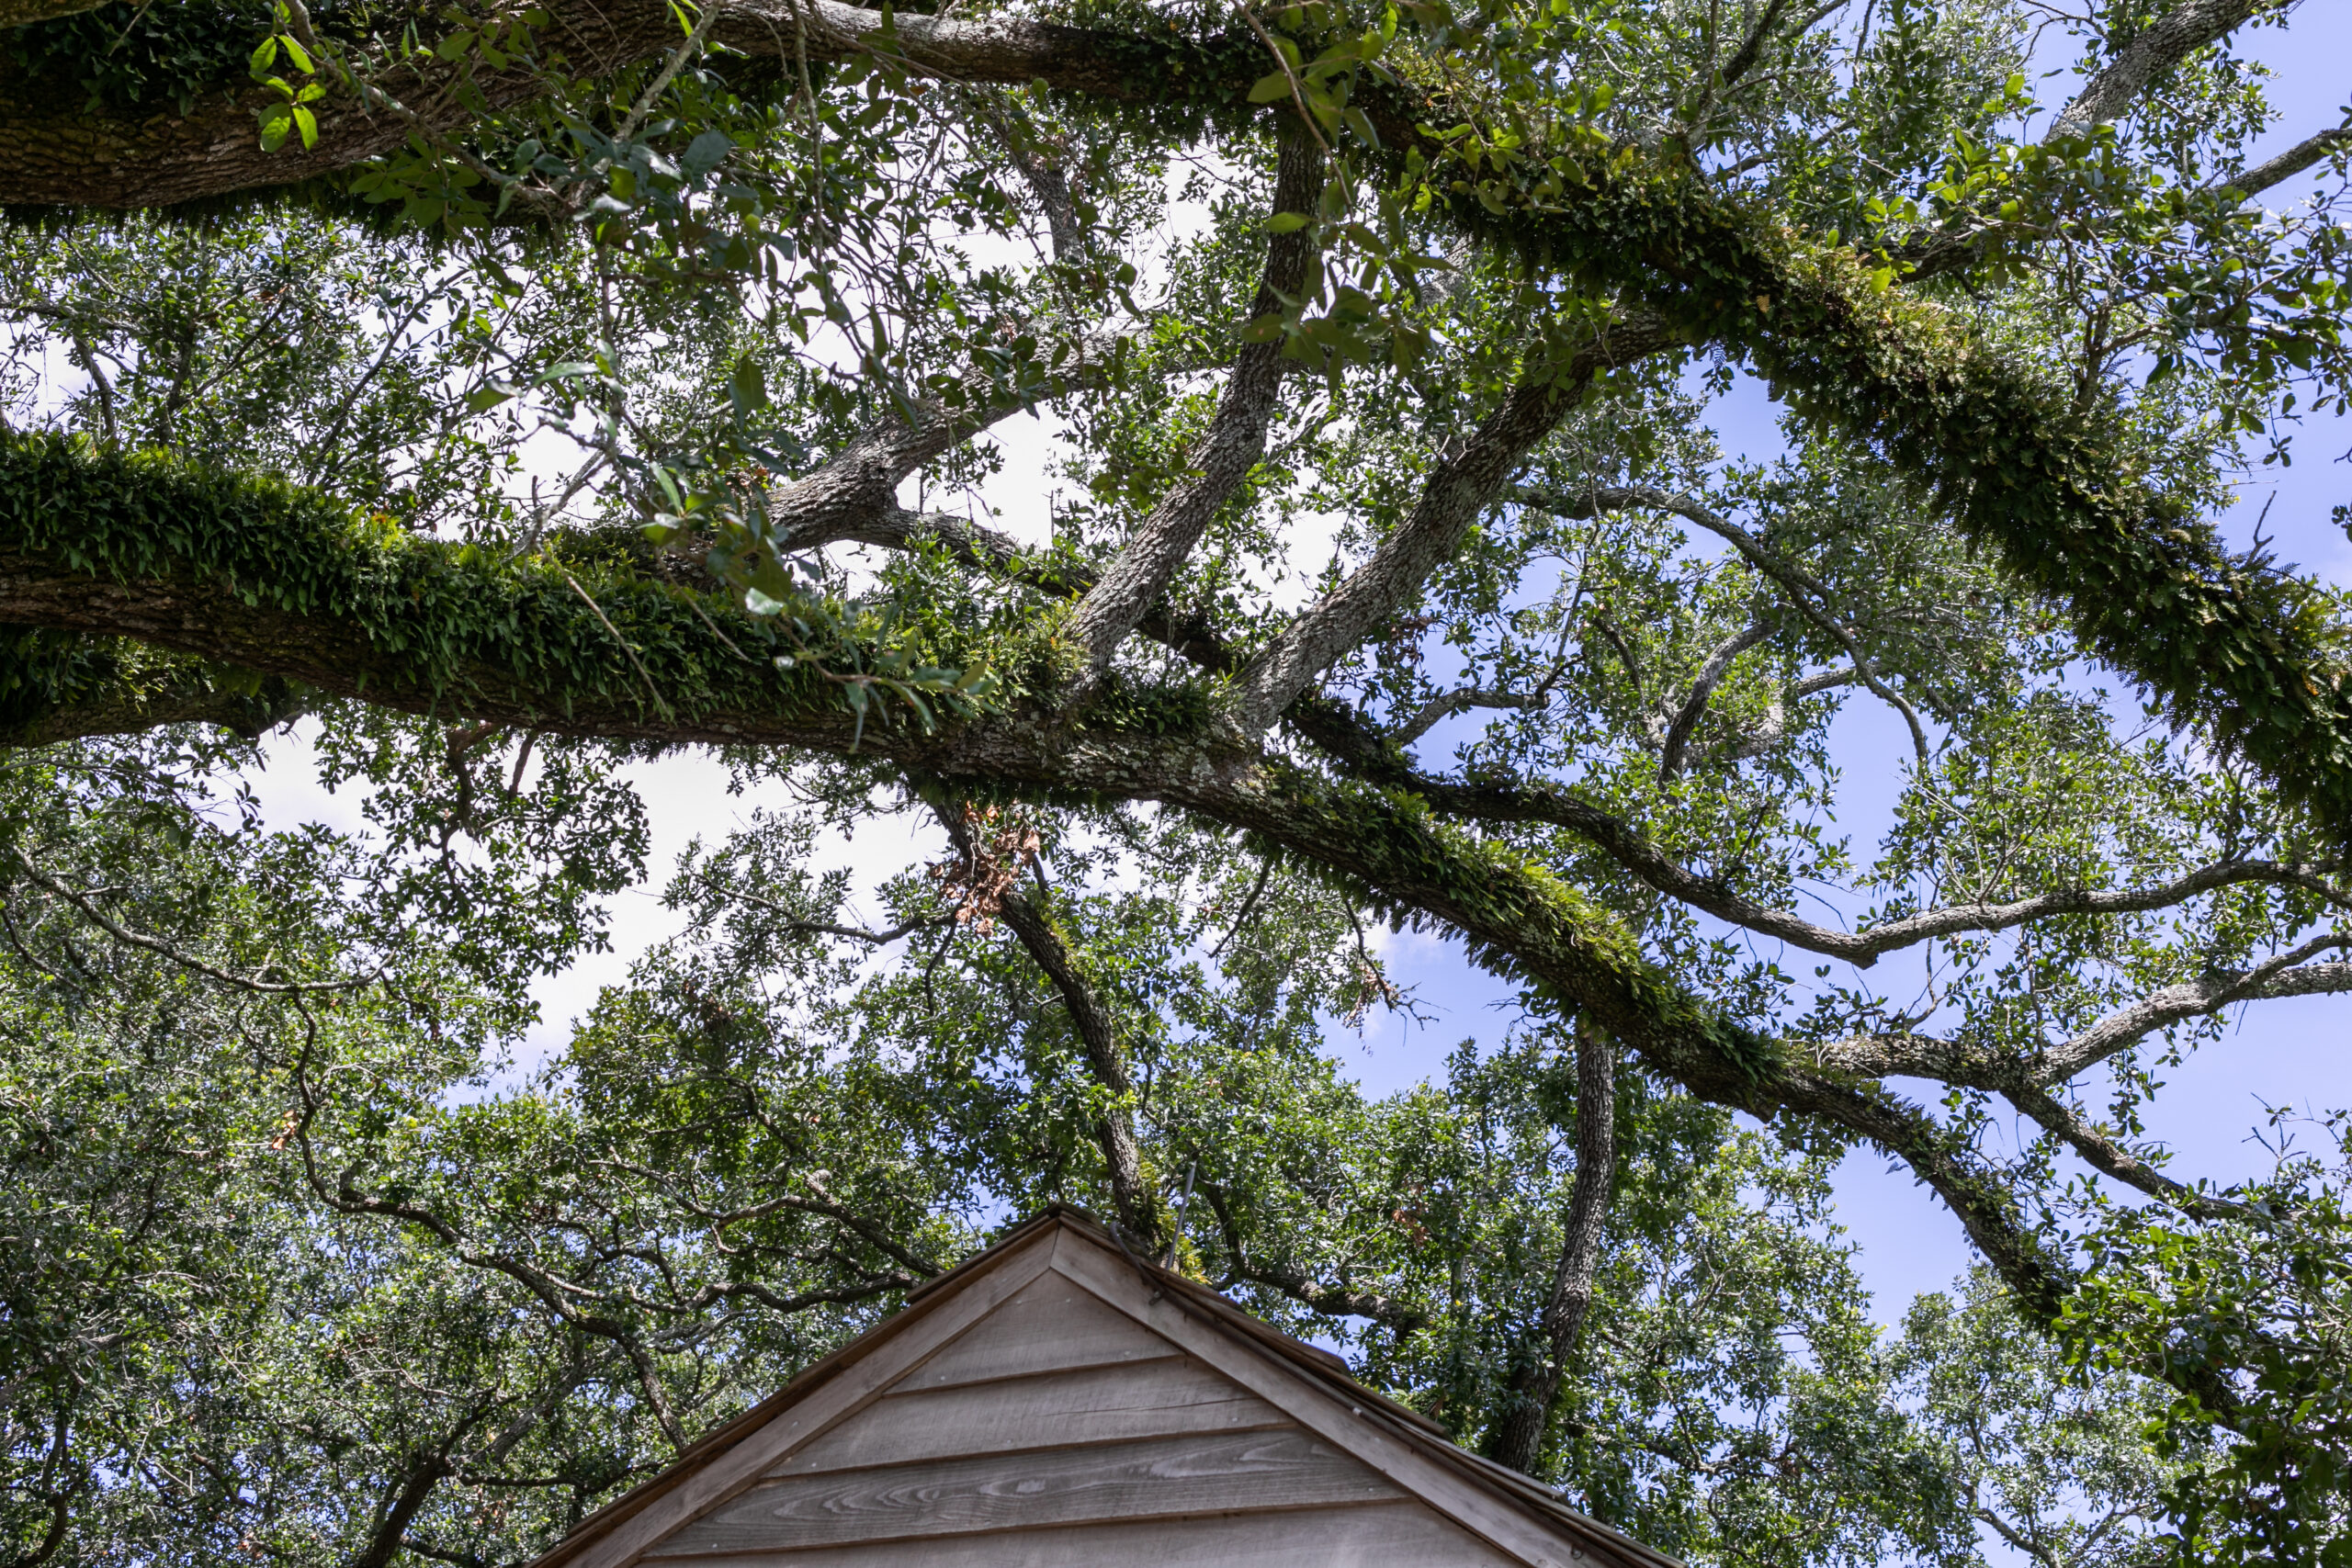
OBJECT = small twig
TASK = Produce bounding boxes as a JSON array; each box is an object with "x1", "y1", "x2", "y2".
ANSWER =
[
  {"x1": 9, "y1": 848, "x2": 373, "y2": 995},
  {"x1": 683, "y1": 592, "x2": 757, "y2": 664},
  {"x1": 616, "y1": 1, "x2": 722, "y2": 145},
  {"x1": 562, "y1": 571, "x2": 675, "y2": 719},
  {"x1": 1237, "y1": 4, "x2": 1333, "y2": 158}
]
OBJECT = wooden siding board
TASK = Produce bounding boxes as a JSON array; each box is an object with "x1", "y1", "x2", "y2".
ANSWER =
[
  {"x1": 627, "y1": 1501, "x2": 1519, "y2": 1566},
  {"x1": 646, "y1": 1429, "x2": 1400, "y2": 1556},
  {"x1": 562, "y1": 1235, "x2": 1060, "y2": 1568},
  {"x1": 771, "y1": 1358, "x2": 1288, "y2": 1476},
  {"x1": 1044, "y1": 1238, "x2": 1612, "y2": 1568},
  {"x1": 620, "y1": 1504, "x2": 1505, "y2": 1568},
  {"x1": 889, "y1": 1272, "x2": 1177, "y2": 1393}
]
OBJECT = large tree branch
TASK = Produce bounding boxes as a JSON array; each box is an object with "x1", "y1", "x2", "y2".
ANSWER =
[
  {"x1": 1227, "y1": 314, "x2": 1675, "y2": 731},
  {"x1": 14, "y1": 0, "x2": 2352, "y2": 849},
  {"x1": 0, "y1": 428, "x2": 2242, "y2": 1352},
  {"x1": 1060, "y1": 116, "x2": 1324, "y2": 680},
  {"x1": 1486, "y1": 1019, "x2": 1615, "y2": 1474},
  {"x1": 0, "y1": 0, "x2": 1274, "y2": 209},
  {"x1": 2050, "y1": 0, "x2": 2281, "y2": 141}
]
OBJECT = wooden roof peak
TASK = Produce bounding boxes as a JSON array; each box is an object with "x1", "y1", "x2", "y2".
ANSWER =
[{"x1": 526, "y1": 1207, "x2": 1684, "y2": 1568}]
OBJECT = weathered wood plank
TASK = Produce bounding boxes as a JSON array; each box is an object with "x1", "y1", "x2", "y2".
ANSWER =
[
  {"x1": 773, "y1": 1358, "x2": 1289, "y2": 1477},
  {"x1": 562, "y1": 1235, "x2": 1060, "y2": 1568},
  {"x1": 637, "y1": 1500, "x2": 1521, "y2": 1566},
  {"x1": 647, "y1": 1430, "x2": 1400, "y2": 1556},
  {"x1": 891, "y1": 1272, "x2": 1177, "y2": 1393},
  {"x1": 1043, "y1": 1243, "x2": 1598, "y2": 1568}
]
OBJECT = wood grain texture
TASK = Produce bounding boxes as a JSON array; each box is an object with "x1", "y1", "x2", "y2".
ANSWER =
[
  {"x1": 772, "y1": 1358, "x2": 1288, "y2": 1476},
  {"x1": 635, "y1": 1500, "x2": 1521, "y2": 1566},
  {"x1": 561, "y1": 1236, "x2": 1059, "y2": 1568},
  {"x1": 892, "y1": 1273, "x2": 1177, "y2": 1393},
  {"x1": 647, "y1": 1430, "x2": 1399, "y2": 1556},
  {"x1": 1042, "y1": 1244, "x2": 1595, "y2": 1568}
]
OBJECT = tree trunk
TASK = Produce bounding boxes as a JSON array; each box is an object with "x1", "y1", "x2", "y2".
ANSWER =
[{"x1": 1486, "y1": 1021, "x2": 1616, "y2": 1475}]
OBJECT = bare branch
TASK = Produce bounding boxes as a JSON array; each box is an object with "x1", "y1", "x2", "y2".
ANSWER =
[
  {"x1": 2050, "y1": 0, "x2": 2278, "y2": 140},
  {"x1": 768, "y1": 326, "x2": 1135, "y2": 547},
  {"x1": 1517, "y1": 482, "x2": 1932, "y2": 762},
  {"x1": 1229, "y1": 314, "x2": 1675, "y2": 731},
  {"x1": 718, "y1": 887, "x2": 945, "y2": 946},
  {"x1": 1060, "y1": 117, "x2": 1325, "y2": 680}
]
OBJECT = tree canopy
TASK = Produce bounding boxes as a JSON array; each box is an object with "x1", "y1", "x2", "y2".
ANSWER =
[{"x1": 3, "y1": 0, "x2": 2352, "y2": 1562}]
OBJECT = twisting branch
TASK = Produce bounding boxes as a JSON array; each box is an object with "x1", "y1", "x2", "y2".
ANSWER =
[
  {"x1": 6, "y1": 847, "x2": 374, "y2": 994},
  {"x1": 1230, "y1": 313, "x2": 1675, "y2": 731},
  {"x1": 1060, "y1": 116, "x2": 1325, "y2": 680},
  {"x1": 1657, "y1": 618, "x2": 1773, "y2": 782},
  {"x1": 1486, "y1": 1019, "x2": 1615, "y2": 1474},
  {"x1": 1516, "y1": 482, "x2": 1933, "y2": 761},
  {"x1": 924, "y1": 798, "x2": 1165, "y2": 1247},
  {"x1": 1281, "y1": 696, "x2": 2352, "y2": 974},
  {"x1": 992, "y1": 886, "x2": 1165, "y2": 1251},
  {"x1": 1804, "y1": 944, "x2": 2352, "y2": 1089},
  {"x1": 1391, "y1": 685, "x2": 1550, "y2": 744},
  {"x1": 1194, "y1": 1178, "x2": 1427, "y2": 1330}
]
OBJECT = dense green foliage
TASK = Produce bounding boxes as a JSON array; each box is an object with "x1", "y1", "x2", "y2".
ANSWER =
[{"x1": 5, "y1": 0, "x2": 2352, "y2": 1563}]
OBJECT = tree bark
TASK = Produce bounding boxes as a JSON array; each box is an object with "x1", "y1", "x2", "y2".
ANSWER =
[
  {"x1": 1485, "y1": 1021, "x2": 1615, "y2": 1476},
  {"x1": 994, "y1": 889, "x2": 1166, "y2": 1253},
  {"x1": 0, "y1": 0, "x2": 1263, "y2": 208}
]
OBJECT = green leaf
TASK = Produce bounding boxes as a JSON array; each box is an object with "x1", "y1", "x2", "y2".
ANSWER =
[
  {"x1": 1249, "y1": 70, "x2": 1296, "y2": 104},
  {"x1": 683, "y1": 130, "x2": 736, "y2": 179},
  {"x1": 1267, "y1": 211, "x2": 1312, "y2": 234}
]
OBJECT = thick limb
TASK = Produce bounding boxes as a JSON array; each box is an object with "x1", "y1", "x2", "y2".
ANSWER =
[
  {"x1": 1485, "y1": 1020, "x2": 1616, "y2": 1475},
  {"x1": 1061, "y1": 116, "x2": 1325, "y2": 679}
]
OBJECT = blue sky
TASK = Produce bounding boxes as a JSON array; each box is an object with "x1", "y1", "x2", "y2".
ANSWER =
[{"x1": 1340, "y1": 6, "x2": 2352, "y2": 1324}]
